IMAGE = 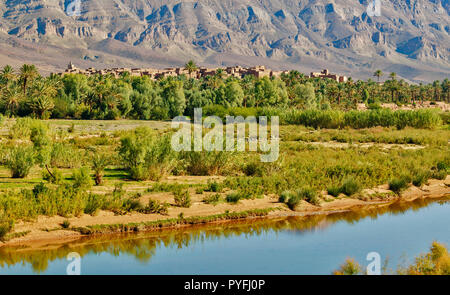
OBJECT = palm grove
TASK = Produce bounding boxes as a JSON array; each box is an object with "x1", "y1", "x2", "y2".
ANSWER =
[{"x1": 1, "y1": 63, "x2": 449, "y2": 120}]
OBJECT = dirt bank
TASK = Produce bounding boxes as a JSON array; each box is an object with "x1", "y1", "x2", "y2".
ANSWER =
[{"x1": 1, "y1": 176, "x2": 448, "y2": 248}]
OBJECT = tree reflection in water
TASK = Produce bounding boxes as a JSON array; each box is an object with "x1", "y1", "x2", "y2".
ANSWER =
[{"x1": 0, "y1": 196, "x2": 448, "y2": 273}]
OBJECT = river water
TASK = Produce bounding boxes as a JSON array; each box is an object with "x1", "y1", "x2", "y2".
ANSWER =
[{"x1": 0, "y1": 197, "x2": 448, "y2": 275}]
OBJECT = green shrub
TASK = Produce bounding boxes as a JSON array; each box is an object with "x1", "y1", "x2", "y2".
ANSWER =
[
  {"x1": 84, "y1": 194, "x2": 106, "y2": 215},
  {"x1": 50, "y1": 143, "x2": 81, "y2": 168},
  {"x1": 181, "y1": 151, "x2": 230, "y2": 176},
  {"x1": 281, "y1": 109, "x2": 442, "y2": 129},
  {"x1": 142, "y1": 199, "x2": 169, "y2": 215},
  {"x1": 327, "y1": 186, "x2": 342, "y2": 197},
  {"x1": 340, "y1": 178, "x2": 361, "y2": 196},
  {"x1": 0, "y1": 218, "x2": 14, "y2": 241},
  {"x1": 9, "y1": 118, "x2": 33, "y2": 139},
  {"x1": 225, "y1": 193, "x2": 241, "y2": 204},
  {"x1": 72, "y1": 167, "x2": 93, "y2": 190},
  {"x1": 286, "y1": 195, "x2": 302, "y2": 210},
  {"x1": 91, "y1": 153, "x2": 109, "y2": 186},
  {"x1": 298, "y1": 187, "x2": 319, "y2": 205},
  {"x1": 119, "y1": 129, "x2": 176, "y2": 181},
  {"x1": 42, "y1": 168, "x2": 64, "y2": 184},
  {"x1": 431, "y1": 170, "x2": 447, "y2": 180},
  {"x1": 203, "y1": 194, "x2": 221, "y2": 205},
  {"x1": 243, "y1": 161, "x2": 265, "y2": 176},
  {"x1": 147, "y1": 182, "x2": 188, "y2": 193},
  {"x1": 4, "y1": 146, "x2": 35, "y2": 178},
  {"x1": 389, "y1": 175, "x2": 411, "y2": 194},
  {"x1": 436, "y1": 161, "x2": 448, "y2": 172},
  {"x1": 68, "y1": 123, "x2": 75, "y2": 133},
  {"x1": 412, "y1": 171, "x2": 430, "y2": 187},
  {"x1": 279, "y1": 191, "x2": 294, "y2": 203},
  {"x1": 61, "y1": 220, "x2": 71, "y2": 229},
  {"x1": 174, "y1": 189, "x2": 191, "y2": 208},
  {"x1": 121, "y1": 198, "x2": 143, "y2": 212},
  {"x1": 206, "y1": 180, "x2": 222, "y2": 193}
]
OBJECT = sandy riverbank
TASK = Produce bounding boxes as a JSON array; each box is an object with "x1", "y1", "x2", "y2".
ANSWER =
[{"x1": 1, "y1": 176, "x2": 449, "y2": 249}]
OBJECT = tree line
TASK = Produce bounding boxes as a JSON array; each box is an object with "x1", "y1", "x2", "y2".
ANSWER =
[{"x1": 0, "y1": 63, "x2": 449, "y2": 120}]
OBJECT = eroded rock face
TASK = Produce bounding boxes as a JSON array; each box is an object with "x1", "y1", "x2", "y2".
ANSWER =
[{"x1": 0, "y1": 0, "x2": 449, "y2": 82}]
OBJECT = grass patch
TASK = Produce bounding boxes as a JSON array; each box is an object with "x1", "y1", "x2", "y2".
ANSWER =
[
  {"x1": 203, "y1": 194, "x2": 222, "y2": 205},
  {"x1": 389, "y1": 175, "x2": 411, "y2": 194}
]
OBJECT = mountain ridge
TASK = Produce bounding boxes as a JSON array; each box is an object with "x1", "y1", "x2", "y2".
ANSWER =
[{"x1": 0, "y1": 0, "x2": 449, "y2": 82}]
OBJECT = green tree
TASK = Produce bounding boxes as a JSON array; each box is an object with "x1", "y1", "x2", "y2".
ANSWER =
[
  {"x1": 184, "y1": 60, "x2": 198, "y2": 78},
  {"x1": 19, "y1": 64, "x2": 39, "y2": 94},
  {"x1": 162, "y1": 81, "x2": 186, "y2": 117},
  {"x1": 373, "y1": 70, "x2": 383, "y2": 83}
]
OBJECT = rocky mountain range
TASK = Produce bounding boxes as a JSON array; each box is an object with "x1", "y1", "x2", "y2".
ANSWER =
[{"x1": 0, "y1": 0, "x2": 449, "y2": 82}]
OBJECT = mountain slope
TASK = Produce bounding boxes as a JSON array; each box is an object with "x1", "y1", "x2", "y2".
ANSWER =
[{"x1": 0, "y1": 0, "x2": 449, "y2": 82}]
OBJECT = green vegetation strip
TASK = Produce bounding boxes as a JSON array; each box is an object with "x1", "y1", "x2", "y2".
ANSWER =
[{"x1": 72, "y1": 208, "x2": 277, "y2": 235}]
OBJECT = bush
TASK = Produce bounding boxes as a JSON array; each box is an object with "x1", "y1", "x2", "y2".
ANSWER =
[
  {"x1": 436, "y1": 161, "x2": 448, "y2": 172},
  {"x1": 286, "y1": 195, "x2": 302, "y2": 210},
  {"x1": 42, "y1": 168, "x2": 64, "y2": 184},
  {"x1": 281, "y1": 109, "x2": 442, "y2": 129},
  {"x1": 4, "y1": 146, "x2": 35, "y2": 178},
  {"x1": 203, "y1": 194, "x2": 221, "y2": 205},
  {"x1": 333, "y1": 258, "x2": 362, "y2": 275},
  {"x1": 147, "y1": 182, "x2": 188, "y2": 193},
  {"x1": 279, "y1": 191, "x2": 294, "y2": 203},
  {"x1": 243, "y1": 161, "x2": 265, "y2": 177},
  {"x1": 119, "y1": 128, "x2": 176, "y2": 181},
  {"x1": 412, "y1": 171, "x2": 430, "y2": 187},
  {"x1": 61, "y1": 220, "x2": 71, "y2": 229},
  {"x1": 9, "y1": 118, "x2": 33, "y2": 139},
  {"x1": 181, "y1": 151, "x2": 230, "y2": 176},
  {"x1": 50, "y1": 143, "x2": 81, "y2": 168},
  {"x1": 225, "y1": 192, "x2": 241, "y2": 204},
  {"x1": 72, "y1": 167, "x2": 93, "y2": 190},
  {"x1": 389, "y1": 175, "x2": 411, "y2": 194},
  {"x1": 0, "y1": 217, "x2": 14, "y2": 241},
  {"x1": 84, "y1": 194, "x2": 106, "y2": 215},
  {"x1": 431, "y1": 170, "x2": 447, "y2": 180},
  {"x1": 174, "y1": 189, "x2": 191, "y2": 208},
  {"x1": 142, "y1": 199, "x2": 169, "y2": 215},
  {"x1": 327, "y1": 186, "x2": 342, "y2": 197},
  {"x1": 91, "y1": 153, "x2": 109, "y2": 186},
  {"x1": 121, "y1": 198, "x2": 143, "y2": 212},
  {"x1": 206, "y1": 180, "x2": 222, "y2": 193},
  {"x1": 340, "y1": 178, "x2": 361, "y2": 196},
  {"x1": 298, "y1": 187, "x2": 319, "y2": 205}
]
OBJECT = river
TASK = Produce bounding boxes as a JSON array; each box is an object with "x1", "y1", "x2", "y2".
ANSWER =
[{"x1": 0, "y1": 197, "x2": 448, "y2": 275}]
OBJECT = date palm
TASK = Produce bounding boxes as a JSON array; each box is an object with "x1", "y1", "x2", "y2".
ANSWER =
[
  {"x1": 28, "y1": 78, "x2": 60, "y2": 118},
  {"x1": 1, "y1": 65, "x2": 15, "y2": 83},
  {"x1": 442, "y1": 79, "x2": 450, "y2": 103},
  {"x1": 389, "y1": 72, "x2": 397, "y2": 81},
  {"x1": 19, "y1": 64, "x2": 39, "y2": 94},
  {"x1": 184, "y1": 60, "x2": 198, "y2": 78},
  {"x1": 373, "y1": 70, "x2": 383, "y2": 83},
  {"x1": 1, "y1": 82, "x2": 22, "y2": 115},
  {"x1": 91, "y1": 153, "x2": 109, "y2": 186}
]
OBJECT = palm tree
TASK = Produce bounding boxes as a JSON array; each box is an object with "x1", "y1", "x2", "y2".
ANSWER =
[
  {"x1": 184, "y1": 60, "x2": 198, "y2": 78},
  {"x1": 373, "y1": 70, "x2": 383, "y2": 83},
  {"x1": 389, "y1": 72, "x2": 397, "y2": 81},
  {"x1": 19, "y1": 64, "x2": 39, "y2": 94},
  {"x1": 28, "y1": 78, "x2": 60, "y2": 118},
  {"x1": 442, "y1": 79, "x2": 450, "y2": 103},
  {"x1": 29, "y1": 95, "x2": 54, "y2": 119},
  {"x1": 1, "y1": 65, "x2": 15, "y2": 83},
  {"x1": 432, "y1": 80, "x2": 441, "y2": 101},
  {"x1": 1, "y1": 82, "x2": 22, "y2": 115},
  {"x1": 92, "y1": 153, "x2": 109, "y2": 185}
]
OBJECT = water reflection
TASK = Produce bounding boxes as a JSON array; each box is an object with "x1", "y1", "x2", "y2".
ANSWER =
[{"x1": 0, "y1": 196, "x2": 448, "y2": 274}]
